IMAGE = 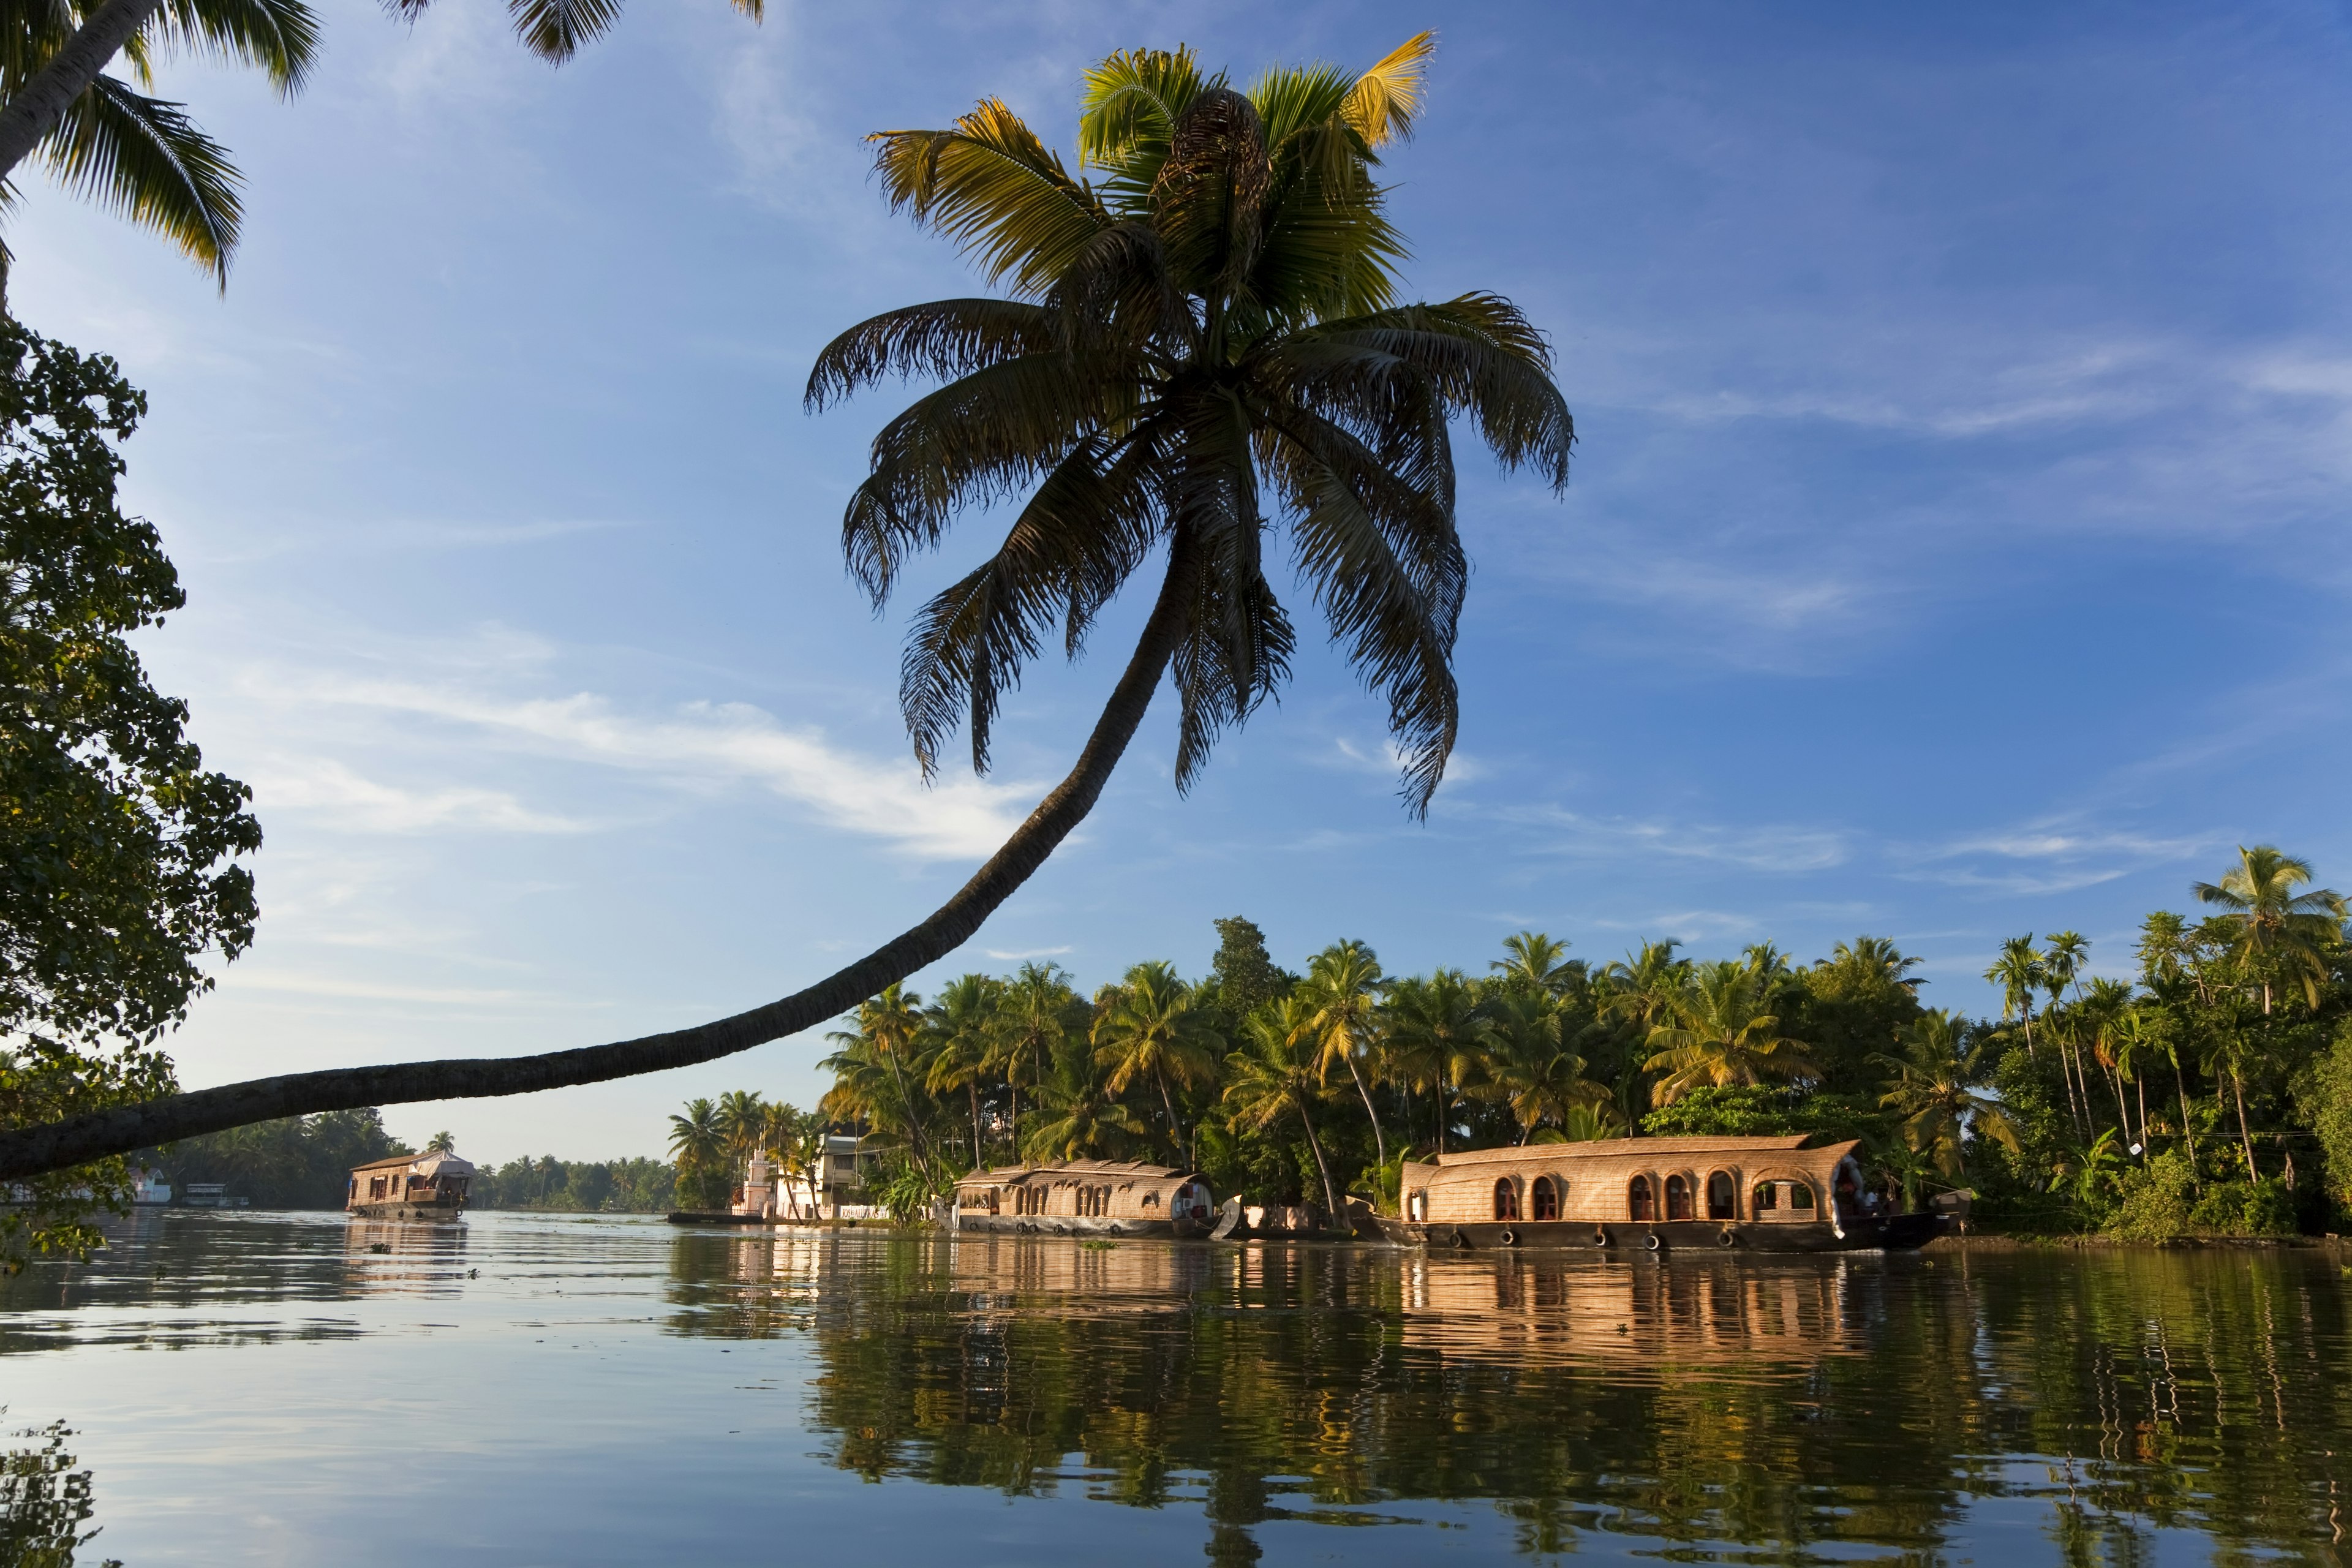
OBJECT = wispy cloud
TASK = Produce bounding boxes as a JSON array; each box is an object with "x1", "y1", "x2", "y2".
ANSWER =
[
  {"x1": 253, "y1": 758, "x2": 597, "y2": 835},
  {"x1": 983, "y1": 945, "x2": 1072, "y2": 960},
  {"x1": 1500, "y1": 805, "x2": 1850, "y2": 873},
  {"x1": 245, "y1": 668, "x2": 1030, "y2": 861}
]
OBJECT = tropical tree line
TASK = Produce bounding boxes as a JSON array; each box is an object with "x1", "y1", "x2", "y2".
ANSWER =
[{"x1": 768, "y1": 851, "x2": 2352, "y2": 1237}]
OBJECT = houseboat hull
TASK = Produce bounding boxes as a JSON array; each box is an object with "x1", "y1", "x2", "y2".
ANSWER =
[
  {"x1": 955, "y1": 1212, "x2": 1210, "y2": 1240},
  {"x1": 1370, "y1": 1211, "x2": 1947, "y2": 1254},
  {"x1": 346, "y1": 1200, "x2": 466, "y2": 1222}
]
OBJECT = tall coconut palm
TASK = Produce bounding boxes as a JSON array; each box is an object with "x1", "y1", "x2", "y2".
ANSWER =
[
  {"x1": 1985, "y1": 935, "x2": 2045, "y2": 1057},
  {"x1": 1599, "y1": 941, "x2": 1688, "y2": 1035},
  {"x1": 1379, "y1": 967, "x2": 1485, "y2": 1154},
  {"x1": 1489, "y1": 931, "x2": 1580, "y2": 997},
  {"x1": 923, "y1": 973, "x2": 1005, "y2": 1168},
  {"x1": 714, "y1": 1088, "x2": 766, "y2": 1166},
  {"x1": 992, "y1": 960, "x2": 1080, "y2": 1158},
  {"x1": 1023, "y1": 1036, "x2": 1145, "y2": 1163},
  {"x1": 1642, "y1": 960, "x2": 1820, "y2": 1106},
  {"x1": 666, "y1": 1096, "x2": 725, "y2": 1206},
  {"x1": 2192, "y1": 845, "x2": 2348, "y2": 1014},
  {"x1": 2039, "y1": 932, "x2": 2094, "y2": 1133},
  {"x1": 423, "y1": 1129, "x2": 454, "y2": 1154},
  {"x1": 1223, "y1": 994, "x2": 1341, "y2": 1220},
  {"x1": 0, "y1": 36, "x2": 1574, "y2": 1190},
  {"x1": 1298, "y1": 939, "x2": 1387, "y2": 1170},
  {"x1": 823, "y1": 984, "x2": 933, "y2": 1175},
  {"x1": 1871, "y1": 1010, "x2": 2016, "y2": 1181},
  {"x1": 1091, "y1": 960, "x2": 1221, "y2": 1166},
  {"x1": 2078, "y1": 976, "x2": 2139, "y2": 1140},
  {"x1": 1476, "y1": 993, "x2": 1607, "y2": 1144}
]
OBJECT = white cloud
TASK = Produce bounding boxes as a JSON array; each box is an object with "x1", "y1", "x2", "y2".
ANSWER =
[
  {"x1": 254, "y1": 758, "x2": 596, "y2": 835},
  {"x1": 252, "y1": 668, "x2": 1031, "y2": 861},
  {"x1": 983, "y1": 945, "x2": 1072, "y2": 960}
]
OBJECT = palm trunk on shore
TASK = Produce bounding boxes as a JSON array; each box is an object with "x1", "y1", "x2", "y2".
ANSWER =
[{"x1": 0, "y1": 533, "x2": 1206, "y2": 1183}]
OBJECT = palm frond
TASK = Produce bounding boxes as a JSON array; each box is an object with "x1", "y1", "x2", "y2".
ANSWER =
[
  {"x1": 1281, "y1": 295, "x2": 1574, "y2": 487},
  {"x1": 1077, "y1": 45, "x2": 1211, "y2": 211},
  {"x1": 840, "y1": 352, "x2": 1137, "y2": 604},
  {"x1": 1262, "y1": 405, "x2": 1461, "y2": 815},
  {"x1": 144, "y1": 0, "x2": 320, "y2": 94},
  {"x1": 804, "y1": 298, "x2": 1058, "y2": 411},
  {"x1": 1341, "y1": 32, "x2": 1435, "y2": 148},
  {"x1": 1166, "y1": 391, "x2": 1292, "y2": 792},
  {"x1": 869, "y1": 100, "x2": 1110, "y2": 300},
  {"x1": 897, "y1": 428, "x2": 1166, "y2": 776},
  {"x1": 505, "y1": 0, "x2": 622, "y2": 62},
  {"x1": 42, "y1": 74, "x2": 239, "y2": 284}
]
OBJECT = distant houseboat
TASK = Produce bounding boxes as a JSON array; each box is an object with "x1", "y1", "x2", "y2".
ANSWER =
[
  {"x1": 347, "y1": 1150, "x2": 473, "y2": 1220},
  {"x1": 1374, "y1": 1135, "x2": 1945, "y2": 1253},
  {"x1": 952, "y1": 1160, "x2": 1216, "y2": 1238}
]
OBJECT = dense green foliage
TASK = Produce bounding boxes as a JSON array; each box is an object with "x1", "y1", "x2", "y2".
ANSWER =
[
  {"x1": 788, "y1": 866, "x2": 2352, "y2": 1234},
  {"x1": 140, "y1": 1109, "x2": 405, "y2": 1208},
  {"x1": 469, "y1": 1155, "x2": 674, "y2": 1213},
  {"x1": 0, "y1": 320, "x2": 257, "y2": 1267}
]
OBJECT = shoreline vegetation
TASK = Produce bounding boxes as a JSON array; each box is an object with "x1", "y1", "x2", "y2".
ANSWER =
[
  {"x1": 745, "y1": 856, "x2": 2352, "y2": 1243},
  {"x1": 117, "y1": 848, "x2": 2352, "y2": 1246}
]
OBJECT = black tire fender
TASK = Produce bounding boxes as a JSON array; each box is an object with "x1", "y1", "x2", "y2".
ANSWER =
[{"x1": 1644, "y1": 1232, "x2": 1663, "y2": 1252}]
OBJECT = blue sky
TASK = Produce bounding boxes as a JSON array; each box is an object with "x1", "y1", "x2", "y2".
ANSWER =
[{"x1": 14, "y1": 1, "x2": 2352, "y2": 1161}]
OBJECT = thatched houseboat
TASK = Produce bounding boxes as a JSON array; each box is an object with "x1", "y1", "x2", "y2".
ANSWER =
[
  {"x1": 347, "y1": 1150, "x2": 473, "y2": 1220},
  {"x1": 952, "y1": 1159, "x2": 1215, "y2": 1238},
  {"x1": 1374, "y1": 1135, "x2": 1943, "y2": 1253}
]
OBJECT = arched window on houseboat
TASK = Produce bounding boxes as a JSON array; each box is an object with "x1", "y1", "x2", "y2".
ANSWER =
[
  {"x1": 1629, "y1": 1175, "x2": 1656, "y2": 1222},
  {"x1": 1531, "y1": 1176, "x2": 1560, "y2": 1222},
  {"x1": 1665, "y1": 1174, "x2": 1694, "y2": 1221},
  {"x1": 1706, "y1": 1170, "x2": 1736, "y2": 1221},
  {"x1": 1493, "y1": 1178, "x2": 1520, "y2": 1222},
  {"x1": 1752, "y1": 1181, "x2": 1777, "y2": 1214},
  {"x1": 1789, "y1": 1182, "x2": 1815, "y2": 1212}
]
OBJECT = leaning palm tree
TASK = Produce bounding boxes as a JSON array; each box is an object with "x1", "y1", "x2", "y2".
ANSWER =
[
  {"x1": 1298, "y1": 939, "x2": 1387, "y2": 1170},
  {"x1": 1223, "y1": 994, "x2": 1342, "y2": 1221},
  {"x1": 2192, "y1": 845, "x2": 2348, "y2": 1014},
  {"x1": 0, "y1": 36, "x2": 1573, "y2": 1190},
  {"x1": 1643, "y1": 960, "x2": 1820, "y2": 1106},
  {"x1": 1871, "y1": 1010, "x2": 2016, "y2": 1182},
  {"x1": 1091, "y1": 960, "x2": 1221, "y2": 1166}
]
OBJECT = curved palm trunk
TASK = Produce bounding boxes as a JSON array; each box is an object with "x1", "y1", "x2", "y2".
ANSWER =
[
  {"x1": 0, "y1": 533, "x2": 1207, "y2": 1183},
  {"x1": 882, "y1": 1047, "x2": 930, "y2": 1176},
  {"x1": 2232, "y1": 1069, "x2": 2259, "y2": 1180},
  {"x1": 0, "y1": 0, "x2": 165, "y2": 187},
  {"x1": 1342, "y1": 1054, "x2": 1386, "y2": 1172},
  {"x1": 1155, "y1": 1068, "x2": 1183, "y2": 1169},
  {"x1": 1294, "y1": 1095, "x2": 1341, "y2": 1225},
  {"x1": 2174, "y1": 1059, "x2": 2198, "y2": 1181}
]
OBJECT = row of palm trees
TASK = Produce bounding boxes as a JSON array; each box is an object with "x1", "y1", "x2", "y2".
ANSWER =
[
  {"x1": 809, "y1": 930, "x2": 1970, "y2": 1218},
  {"x1": 1983, "y1": 846, "x2": 2348, "y2": 1187}
]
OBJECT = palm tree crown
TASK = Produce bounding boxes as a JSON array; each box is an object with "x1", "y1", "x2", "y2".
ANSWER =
[
  {"x1": 806, "y1": 34, "x2": 1572, "y2": 813},
  {"x1": 2192, "y1": 844, "x2": 2348, "y2": 1012}
]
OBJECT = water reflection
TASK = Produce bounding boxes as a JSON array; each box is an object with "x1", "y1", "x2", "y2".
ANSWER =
[
  {"x1": 0, "y1": 1421, "x2": 118, "y2": 1567},
  {"x1": 665, "y1": 1234, "x2": 2352, "y2": 1562}
]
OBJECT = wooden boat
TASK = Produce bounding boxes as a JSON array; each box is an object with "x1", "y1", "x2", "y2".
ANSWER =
[
  {"x1": 1372, "y1": 1135, "x2": 1945, "y2": 1254},
  {"x1": 952, "y1": 1159, "x2": 1216, "y2": 1239},
  {"x1": 346, "y1": 1150, "x2": 473, "y2": 1221}
]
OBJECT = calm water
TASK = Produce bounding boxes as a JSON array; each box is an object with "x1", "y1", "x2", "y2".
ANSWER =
[{"x1": 1, "y1": 1213, "x2": 2347, "y2": 1565}]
